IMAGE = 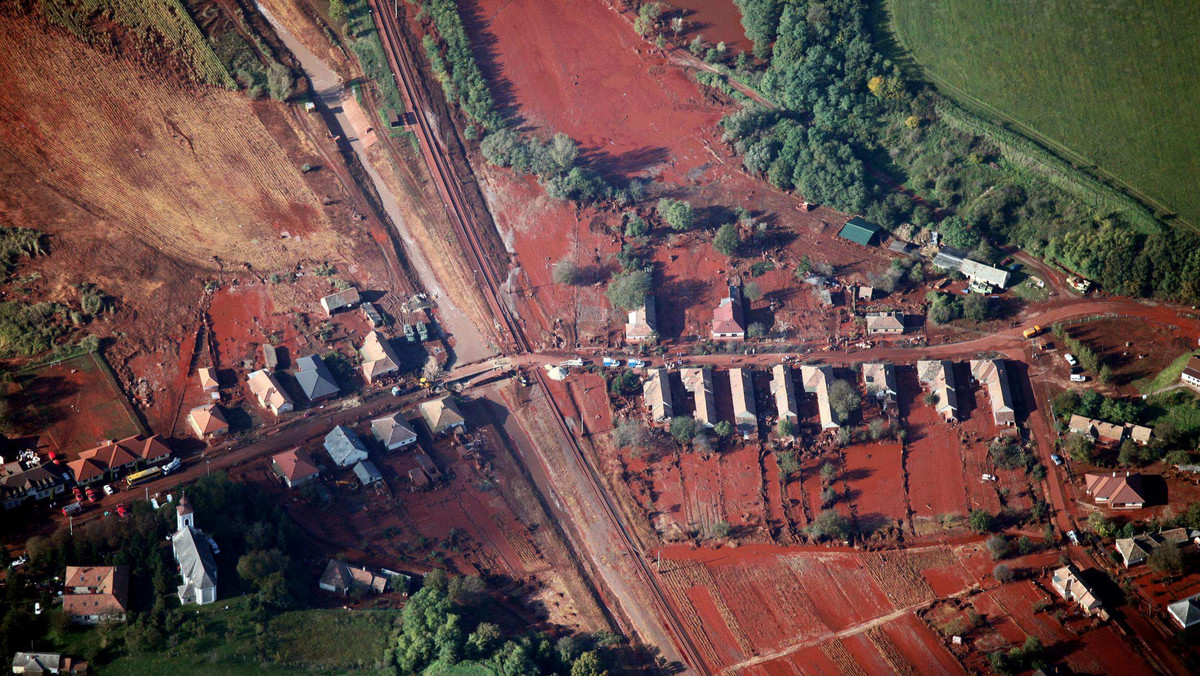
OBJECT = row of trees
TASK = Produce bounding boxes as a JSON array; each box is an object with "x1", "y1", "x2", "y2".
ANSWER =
[{"x1": 420, "y1": 0, "x2": 502, "y2": 130}]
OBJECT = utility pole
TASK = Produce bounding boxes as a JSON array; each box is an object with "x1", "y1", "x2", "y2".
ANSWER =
[{"x1": 68, "y1": 515, "x2": 73, "y2": 536}]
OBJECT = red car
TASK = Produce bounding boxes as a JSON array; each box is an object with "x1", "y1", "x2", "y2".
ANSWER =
[
  {"x1": 85, "y1": 487, "x2": 97, "y2": 503},
  {"x1": 115, "y1": 504, "x2": 128, "y2": 519},
  {"x1": 72, "y1": 487, "x2": 83, "y2": 502}
]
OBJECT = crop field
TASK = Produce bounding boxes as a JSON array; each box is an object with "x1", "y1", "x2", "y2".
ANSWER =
[
  {"x1": 889, "y1": 0, "x2": 1200, "y2": 227},
  {"x1": 654, "y1": 545, "x2": 973, "y2": 673},
  {"x1": 12, "y1": 352, "x2": 144, "y2": 455}
]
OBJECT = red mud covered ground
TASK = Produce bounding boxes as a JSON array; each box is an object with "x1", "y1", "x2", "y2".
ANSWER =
[
  {"x1": 842, "y1": 441, "x2": 908, "y2": 528},
  {"x1": 667, "y1": 0, "x2": 751, "y2": 52},
  {"x1": 653, "y1": 544, "x2": 975, "y2": 673},
  {"x1": 899, "y1": 366, "x2": 969, "y2": 520},
  {"x1": 463, "y1": 0, "x2": 894, "y2": 346}
]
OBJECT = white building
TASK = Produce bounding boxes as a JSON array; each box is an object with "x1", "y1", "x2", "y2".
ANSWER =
[{"x1": 171, "y1": 496, "x2": 218, "y2": 606}]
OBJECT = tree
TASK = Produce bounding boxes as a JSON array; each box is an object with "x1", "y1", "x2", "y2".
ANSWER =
[
  {"x1": 713, "y1": 222, "x2": 741, "y2": 256},
  {"x1": 606, "y1": 269, "x2": 652, "y2": 310},
  {"x1": 571, "y1": 651, "x2": 608, "y2": 676},
  {"x1": 634, "y1": 1, "x2": 663, "y2": 35},
  {"x1": 985, "y1": 534, "x2": 1010, "y2": 560},
  {"x1": 552, "y1": 258, "x2": 582, "y2": 285},
  {"x1": 868, "y1": 418, "x2": 887, "y2": 440},
  {"x1": 808, "y1": 509, "x2": 851, "y2": 542},
  {"x1": 612, "y1": 419, "x2": 650, "y2": 449},
  {"x1": 1087, "y1": 511, "x2": 1115, "y2": 538},
  {"x1": 656, "y1": 198, "x2": 695, "y2": 231},
  {"x1": 746, "y1": 321, "x2": 767, "y2": 338},
  {"x1": 1148, "y1": 543, "x2": 1183, "y2": 575},
  {"x1": 624, "y1": 212, "x2": 648, "y2": 238},
  {"x1": 670, "y1": 416, "x2": 699, "y2": 445},
  {"x1": 962, "y1": 293, "x2": 992, "y2": 322},
  {"x1": 777, "y1": 418, "x2": 797, "y2": 438},
  {"x1": 968, "y1": 509, "x2": 995, "y2": 533},
  {"x1": 828, "y1": 379, "x2": 860, "y2": 424},
  {"x1": 328, "y1": 0, "x2": 347, "y2": 24},
  {"x1": 993, "y1": 563, "x2": 1014, "y2": 583},
  {"x1": 744, "y1": 281, "x2": 763, "y2": 301},
  {"x1": 448, "y1": 575, "x2": 486, "y2": 606},
  {"x1": 713, "y1": 420, "x2": 735, "y2": 438},
  {"x1": 1063, "y1": 435, "x2": 1095, "y2": 464},
  {"x1": 820, "y1": 461, "x2": 838, "y2": 483},
  {"x1": 609, "y1": 371, "x2": 640, "y2": 396}
]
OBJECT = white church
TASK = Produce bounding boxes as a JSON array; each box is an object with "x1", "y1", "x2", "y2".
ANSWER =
[{"x1": 172, "y1": 495, "x2": 218, "y2": 605}]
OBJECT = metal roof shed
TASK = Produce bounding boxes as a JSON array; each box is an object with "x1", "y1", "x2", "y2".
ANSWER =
[{"x1": 837, "y1": 217, "x2": 883, "y2": 246}]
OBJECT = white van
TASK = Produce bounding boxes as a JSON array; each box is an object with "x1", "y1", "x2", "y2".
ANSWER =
[
  {"x1": 1064, "y1": 353, "x2": 1078, "y2": 366},
  {"x1": 161, "y1": 458, "x2": 182, "y2": 475},
  {"x1": 1070, "y1": 373, "x2": 1087, "y2": 383}
]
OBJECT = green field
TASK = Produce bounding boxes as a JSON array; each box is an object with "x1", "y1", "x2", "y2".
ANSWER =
[{"x1": 888, "y1": 0, "x2": 1200, "y2": 228}]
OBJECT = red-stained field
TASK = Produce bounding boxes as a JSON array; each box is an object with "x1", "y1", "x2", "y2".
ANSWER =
[
  {"x1": 653, "y1": 544, "x2": 975, "y2": 673},
  {"x1": 462, "y1": 0, "x2": 894, "y2": 347},
  {"x1": 14, "y1": 352, "x2": 144, "y2": 456},
  {"x1": 842, "y1": 441, "x2": 909, "y2": 529},
  {"x1": 899, "y1": 366, "x2": 969, "y2": 520}
]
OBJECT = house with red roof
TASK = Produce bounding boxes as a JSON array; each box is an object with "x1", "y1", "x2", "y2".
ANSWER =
[
  {"x1": 1085, "y1": 472, "x2": 1147, "y2": 509},
  {"x1": 271, "y1": 448, "x2": 320, "y2": 489},
  {"x1": 711, "y1": 285, "x2": 745, "y2": 341},
  {"x1": 63, "y1": 565, "x2": 128, "y2": 625}
]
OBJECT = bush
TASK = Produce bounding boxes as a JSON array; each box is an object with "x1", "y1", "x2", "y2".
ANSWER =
[
  {"x1": 713, "y1": 420, "x2": 734, "y2": 438},
  {"x1": 993, "y1": 563, "x2": 1015, "y2": 583},
  {"x1": 777, "y1": 418, "x2": 797, "y2": 438},
  {"x1": 552, "y1": 258, "x2": 582, "y2": 285},
  {"x1": 985, "y1": 534, "x2": 1010, "y2": 560},
  {"x1": 746, "y1": 321, "x2": 767, "y2": 339},
  {"x1": 624, "y1": 212, "x2": 648, "y2": 238},
  {"x1": 612, "y1": 419, "x2": 650, "y2": 450}
]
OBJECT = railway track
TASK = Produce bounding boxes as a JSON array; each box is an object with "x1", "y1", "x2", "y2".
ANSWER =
[
  {"x1": 366, "y1": 3, "x2": 710, "y2": 672},
  {"x1": 369, "y1": 0, "x2": 528, "y2": 355}
]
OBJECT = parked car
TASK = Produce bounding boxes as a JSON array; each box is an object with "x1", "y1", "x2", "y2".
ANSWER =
[
  {"x1": 103, "y1": 484, "x2": 115, "y2": 496},
  {"x1": 1064, "y1": 353, "x2": 1078, "y2": 366},
  {"x1": 162, "y1": 458, "x2": 182, "y2": 475},
  {"x1": 115, "y1": 504, "x2": 128, "y2": 518},
  {"x1": 1051, "y1": 454, "x2": 1064, "y2": 466},
  {"x1": 85, "y1": 487, "x2": 97, "y2": 503},
  {"x1": 1070, "y1": 373, "x2": 1088, "y2": 382},
  {"x1": 71, "y1": 487, "x2": 83, "y2": 502},
  {"x1": 981, "y1": 474, "x2": 998, "y2": 482},
  {"x1": 1067, "y1": 530, "x2": 1079, "y2": 545}
]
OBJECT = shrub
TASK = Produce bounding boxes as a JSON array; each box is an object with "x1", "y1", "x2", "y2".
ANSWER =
[
  {"x1": 807, "y1": 509, "x2": 851, "y2": 542},
  {"x1": 670, "y1": 416, "x2": 699, "y2": 445},
  {"x1": 713, "y1": 420, "x2": 734, "y2": 438},
  {"x1": 828, "y1": 379, "x2": 860, "y2": 424},
  {"x1": 993, "y1": 563, "x2": 1014, "y2": 583},
  {"x1": 968, "y1": 509, "x2": 995, "y2": 533},
  {"x1": 612, "y1": 419, "x2": 650, "y2": 450},
  {"x1": 985, "y1": 534, "x2": 1010, "y2": 560},
  {"x1": 606, "y1": 270, "x2": 652, "y2": 311},
  {"x1": 552, "y1": 258, "x2": 581, "y2": 285},
  {"x1": 713, "y1": 222, "x2": 740, "y2": 256}
]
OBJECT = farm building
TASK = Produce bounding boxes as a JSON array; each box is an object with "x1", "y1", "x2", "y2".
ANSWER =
[
  {"x1": 771, "y1": 365, "x2": 799, "y2": 424},
  {"x1": 360, "y1": 331, "x2": 401, "y2": 383},
  {"x1": 361, "y1": 302, "x2": 384, "y2": 327},
  {"x1": 1051, "y1": 565, "x2": 1103, "y2": 616},
  {"x1": 319, "y1": 288, "x2": 361, "y2": 316},
  {"x1": 270, "y1": 448, "x2": 320, "y2": 489},
  {"x1": 865, "y1": 311, "x2": 905, "y2": 335},
  {"x1": 932, "y1": 247, "x2": 1011, "y2": 289},
  {"x1": 10, "y1": 652, "x2": 88, "y2": 675},
  {"x1": 246, "y1": 369, "x2": 293, "y2": 415},
  {"x1": 970, "y1": 359, "x2": 1015, "y2": 426},
  {"x1": 1085, "y1": 472, "x2": 1146, "y2": 509},
  {"x1": 680, "y1": 368, "x2": 716, "y2": 427},
  {"x1": 800, "y1": 365, "x2": 839, "y2": 430},
  {"x1": 625, "y1": 295, "x2": 658, "y2": 344},
  {"x1": 296, "y1": 354, "x2": 340, "y2": 402},
  {"x1": 353, "y1": 460, "x2": 384, "y2": 487},
  {"x1": 837, "y1": 217, "x2": 883, "y2": 246},
  {"x1": 1115, "y1": 528, "x2": 1189, "y2": 567},
  {"x1": 1181, "y1": 356, "x2": 1200, "y2": 389},
  {"x1": 420, "y1": 396, "x2": 465, "y2": 435},
  {"x1": 198, "y1": 367, "x2": 218, "y2": 393},
  {"x1": 1169, "y1": 594, "x2": 1200, "y2": 629},
  {"x1": 730, "y1": 368, "x2": 757, "y2": 439},
  {"x1": 711, "y1": 285, "x2": 746, "y2": 340},
  {"x1": 172, "y1": 497, "x2": 218, "y2": 606},
  {"x1": 1068, "y1": 415, "x2": 1127, "y2": 444},
  {"x1": 862, "y1": 362, "x2": 898, "y2": 404},
  {"x1": 63, "y1": 565, "x2": 128, "y2": 625},
  {"x1": 372, "y1": 412, "x2": 418, "y2": 450},
  {"x1": 319, "y1": 559, "x2": 389, "y2": 595},
  {"x1": 916, "y1": 360, "x2": 960, "y2": 421},
  {"x1": 323, "y1": 425, "x2": 370, "y2": 468},
  {"x1": 642, "y1": 368, "x2": 674, "y2": 422},
  {"x1": 262, "y1": 344, "x2": 280, "y2": 370}
]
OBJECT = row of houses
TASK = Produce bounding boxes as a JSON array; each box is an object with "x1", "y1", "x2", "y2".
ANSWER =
[
  {"x1": 1068, "y1": 415, "x2": 1153, "y2": 446},
  {"x1": 643, "y1": 363, "x2": 902, "y2": 437},
  {"x1": 67, "y1": 435, "x2": 172, "y2": 487},
  {"x1": 915, "y1": 358, "x2": 1017, "y2": 427}
]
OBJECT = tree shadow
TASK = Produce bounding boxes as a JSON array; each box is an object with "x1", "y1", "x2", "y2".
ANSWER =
[{"x1": 458, "y1": 0, "x2": 524, "y2": 126}]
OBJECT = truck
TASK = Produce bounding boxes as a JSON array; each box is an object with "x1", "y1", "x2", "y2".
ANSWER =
[
  {"x1": 602, "y1": 357, "x2": 619, "y2": 368},
  {"x1": 1022, "y1": 325, "x2": 1042, "y2": 339},
  {"x1": 161, "y1": 458, "x2": 182, "y2": 475},
  {"x1": 1070, "y1": 373, "x2": 1088, "y2": 383}
]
